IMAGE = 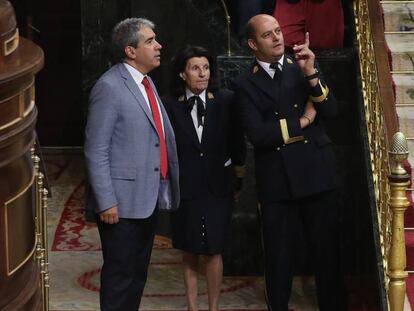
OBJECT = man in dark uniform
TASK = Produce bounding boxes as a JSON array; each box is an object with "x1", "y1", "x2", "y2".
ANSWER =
[{"x1": 233, "y1": 14, "x2": 345, "y2": 311}]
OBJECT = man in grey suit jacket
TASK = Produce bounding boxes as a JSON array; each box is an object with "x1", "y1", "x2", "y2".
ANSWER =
[{"x1": 84, "y1": 17, "x2": 180, "y2": 311}]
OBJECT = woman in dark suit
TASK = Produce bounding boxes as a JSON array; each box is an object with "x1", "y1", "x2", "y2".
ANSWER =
[{"x1": 163, "y1": 46, "x2": 246, "y2": 311}]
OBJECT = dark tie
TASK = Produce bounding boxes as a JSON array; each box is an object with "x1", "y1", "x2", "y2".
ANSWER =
[
  {"x1": 142, "y1": 77, "x2": 168, "y2": 179},
  {"x1": 270, "y1": 62, "x2": 282, "y2": 80},
  {"x1": 188, "y1": 95, "x2": 205, "y2": 128}
]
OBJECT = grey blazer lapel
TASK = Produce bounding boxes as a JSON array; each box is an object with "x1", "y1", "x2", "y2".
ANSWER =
[{"x1": 118, "y1": 64, "x2": 156, "y2": 130}]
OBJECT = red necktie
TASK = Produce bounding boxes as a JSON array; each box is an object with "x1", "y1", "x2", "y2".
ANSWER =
[{"x1": 142, "y1": 77, "x2": 168, "y2": 179}]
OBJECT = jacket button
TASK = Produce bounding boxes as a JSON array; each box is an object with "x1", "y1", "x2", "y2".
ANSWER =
[
  {"x1": 200, "y1": 153, "x2": 204, "y2": 157},
  {"x1": 282, "y1": 144, "x2": 286, "y2": 147},
  {"x1": 294, "y1": 104, "x2": 298, "y2": 108},
  {"x1": 155, "y1": 143, "x2": 159, "y2": 147},
  {"x1": 276, "y1": 147, "x2": 281, "y2": 151},
  {"x1": 154, "y1": 167, "x2": 159, "y2": 171},
  {"x1": 274, "y1": 112, "x2": 279, "y2": 115},
  {"x1": 304, "y1": 140, "x2": 308, "y2": 144}
]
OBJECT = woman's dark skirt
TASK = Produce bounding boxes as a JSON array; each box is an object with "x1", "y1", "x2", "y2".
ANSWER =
[{"x1": 171, "y1": 195, "x2": 232, "y2": 255}]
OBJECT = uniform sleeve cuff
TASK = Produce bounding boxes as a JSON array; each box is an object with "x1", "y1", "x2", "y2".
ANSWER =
[{"x1": 310, "y1": 79, "x2": 329, "y2": 103}]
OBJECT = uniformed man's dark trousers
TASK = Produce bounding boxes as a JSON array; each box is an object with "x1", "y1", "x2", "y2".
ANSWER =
[
  {"x1": 97, "y1": 210, "x2": 158, "y2": 311},
  {"x1": 260, "y1": 190, "x2": 345, "y2": 311}
]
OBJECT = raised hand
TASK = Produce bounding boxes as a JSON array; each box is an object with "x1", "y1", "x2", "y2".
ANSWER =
[{"x1": 292, "y1": 32, "x2": 316, "y2": 76}]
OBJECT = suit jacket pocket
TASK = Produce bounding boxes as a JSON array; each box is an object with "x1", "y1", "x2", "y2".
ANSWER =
[
  {"x1": 110, "y1": 167, "x2": 136, "y2": 180},
  {"x1": 313, "y1": 133, "x2": 332, "y2": 147}
]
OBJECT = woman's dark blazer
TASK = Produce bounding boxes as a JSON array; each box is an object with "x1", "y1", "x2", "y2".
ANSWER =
[{"x1": 163, "y1": 89, "x2": 246, "y2": 200}]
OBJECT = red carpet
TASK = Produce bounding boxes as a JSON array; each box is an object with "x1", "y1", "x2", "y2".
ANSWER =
[
  {"x1": 49, "y1": 175, "x2": 272, "y2": 310},
  {"x1": 51, "y1": 181, "x2": 98, "y2": 251},
  {"x1": 51, "y1": 180, "x2": 172, "y2": 251}
]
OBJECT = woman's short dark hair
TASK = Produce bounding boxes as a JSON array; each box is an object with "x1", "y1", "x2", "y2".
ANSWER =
[{"x1": 170, "y1": 46, "x2": 218, "y2": 96}]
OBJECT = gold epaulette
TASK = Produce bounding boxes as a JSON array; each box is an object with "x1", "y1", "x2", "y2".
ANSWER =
[{"x1": 234, "y1": 165, "x2": 246, "y2": 178}]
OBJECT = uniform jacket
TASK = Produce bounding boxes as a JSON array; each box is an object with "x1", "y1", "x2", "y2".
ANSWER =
[
  {"x1": 84, "y1": 63, "x2": 180, "y2": 218},
  {"x1": 233, "y1": 55, "x2": 339, "y2": 203},
  {"x1": 163, "y1": 89, "x2": 246, "y2": 199}
]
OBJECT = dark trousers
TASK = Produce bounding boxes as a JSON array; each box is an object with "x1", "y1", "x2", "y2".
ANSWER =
[
  {"x1": 260, "y1": 190, "x2": 345, "y2": 311},
  {"x1": 97, "y1": 210, "x2": 158, "y2": 311}
]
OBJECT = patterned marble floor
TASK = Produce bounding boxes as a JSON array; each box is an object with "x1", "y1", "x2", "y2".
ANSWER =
[{"x1": 44, "y1": 152, "x2": 320, "y2": 311}]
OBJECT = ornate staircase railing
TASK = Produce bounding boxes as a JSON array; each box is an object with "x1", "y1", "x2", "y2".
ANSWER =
[{"x1": 354, "y1": 0, "x2": 409, "y2": 310}]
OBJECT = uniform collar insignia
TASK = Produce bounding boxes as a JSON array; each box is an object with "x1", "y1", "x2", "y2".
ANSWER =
[
  {"x1": 207, "y1": 92, "x2": 214, "y2": 99},
  {"x1": 178, "y1": 95, "x2": 185, "y2": 102},
  {"x1": 252, "y1": 65, "x2": 259, "y2": 74},
  {"x1": 287, "y1": 58, "x2": 293, "y2": 64}
]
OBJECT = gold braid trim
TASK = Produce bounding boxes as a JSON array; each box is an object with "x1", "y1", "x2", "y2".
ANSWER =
[
  {"x1": 310, "y1": 80, "x2": 329, "y2": 103},
  {"x1": 234, "y1": 165, "x2": 246, "y2": 178},
  {"x1": 280, "y1": 119, "x2": 305, "y2": 144}
]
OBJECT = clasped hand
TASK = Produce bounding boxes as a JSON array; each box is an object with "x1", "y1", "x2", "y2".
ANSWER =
[{"x1": 100, "y1": 205, "x2": 119, "y2": 224}]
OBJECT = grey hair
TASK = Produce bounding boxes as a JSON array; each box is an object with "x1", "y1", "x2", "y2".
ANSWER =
[{"x1": 111, "y1": 17, "x2": 155, "y2": 62}]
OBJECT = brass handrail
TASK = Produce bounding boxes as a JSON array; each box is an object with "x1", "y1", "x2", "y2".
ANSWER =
[{"x1": 219, "y1": 0, "x2": 232, "y2": 56}]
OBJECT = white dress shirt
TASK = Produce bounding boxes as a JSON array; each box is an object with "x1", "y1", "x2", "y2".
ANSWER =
[
  {"x1": 124, "y1": 63, "x2": 165, "y2": 133},
  {"x1": 185, "y1": 88, "x2": 206, "y2": 142},
  {"x1": 257, "y1": 55, "x2": 285, "y2": 79}
]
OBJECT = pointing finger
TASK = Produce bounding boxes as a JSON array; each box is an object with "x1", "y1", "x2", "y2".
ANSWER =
[{"x1": 304, "y1": 32, "x2": 310, "y2": 48}]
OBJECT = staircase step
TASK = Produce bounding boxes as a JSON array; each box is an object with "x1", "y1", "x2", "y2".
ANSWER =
[
  {"x1": 392, "y1": 73, "x2": 414, "y2": 105},
  {"x1": 407, "y1": 231, "x2": 414, "y2": 270},
  {"x1": 406, "y1": 231, "x2": 414, "y2": 271},
  {"x1": 385, "y1": 33, "x2": 414, "y2": 71},
  {"x1": 406, "y1": 142, "x2": 414, "y2": 168},
  {"x1": 382, "y1": 2, "x2": 414, "y2": 32},
  {"x1": 397, "y1": 106, "x2": 414, "y2": 139}
]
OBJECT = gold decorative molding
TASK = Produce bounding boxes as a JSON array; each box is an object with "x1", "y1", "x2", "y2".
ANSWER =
[
  {"x1": 4, "y1": 174, "x2": 36, "y2": 276},
  {"x1": 0, "y1": 80, "x2": 35, "y2": 131},
  {"x1": 3, "y1": 28, "x2": 19, "y2": 56}
]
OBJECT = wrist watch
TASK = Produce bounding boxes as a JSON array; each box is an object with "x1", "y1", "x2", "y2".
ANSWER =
[{"x1": 305, "y1": 68, "x2": 319, "y2": 81}]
